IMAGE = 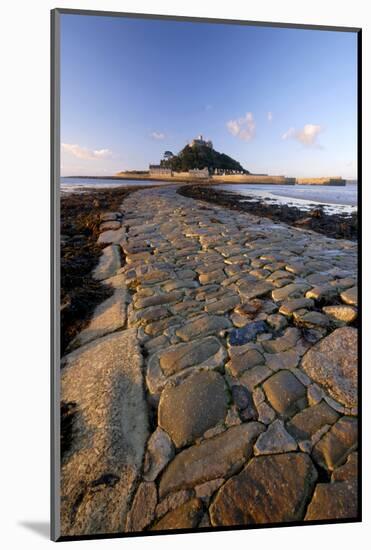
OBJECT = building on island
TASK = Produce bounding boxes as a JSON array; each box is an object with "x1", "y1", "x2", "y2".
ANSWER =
[
  {"x1": 190, "y1": 135, "x2": 213, "y2": 149},
  {"x1": 214, "y1": 168, "x2": 245, "y2": 175},
  {"x1": 149, "y1": 164, "x2": 172, "y2": 176},
  {"x1": 189, "y1": 167, "x2": 209, "y2": 178}
]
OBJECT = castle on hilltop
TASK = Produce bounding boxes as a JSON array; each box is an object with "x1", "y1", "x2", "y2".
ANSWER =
[{"x1": 189, "y1": 135, "x2": 213, "y2": 149}]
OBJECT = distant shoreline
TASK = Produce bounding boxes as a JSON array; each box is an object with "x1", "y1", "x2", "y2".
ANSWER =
[{"x1": 62, "y1": 174, "x2": 355, "y2": 186}]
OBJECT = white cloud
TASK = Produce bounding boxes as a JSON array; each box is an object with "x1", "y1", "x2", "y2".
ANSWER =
[
  {"x1": 281, "y1": 124, "x2": 323, "y2": 148},
  {"x1": 267, "y1": 111, "x2": 273, "y2": 122},
  {"x1": 151, "y1": 131, "x2": 165, "y2": 140},
  {"x1": 61, "y1": 143, "x2": 113, "y2": 160},
  {"x1": 226, "y1": 112, "x2": 256, "y2": 141},
  {"x1": 281, "y1": 127, "x2": 296, "y2": 140},
  {"x1": 93, "y1": 148, "x2": 112, "y2": 158}
]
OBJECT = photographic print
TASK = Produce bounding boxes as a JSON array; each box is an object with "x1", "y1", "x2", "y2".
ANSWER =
[{"x1": 51, "y1": 9, "x2": 361, "y2": 541}]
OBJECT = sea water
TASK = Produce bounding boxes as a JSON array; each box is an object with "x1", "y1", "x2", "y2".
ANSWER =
[
  {"x1": 212, "y1": 182, "x2": 358, "y2": 215},
  {"x1": 60, "y1": 177, "x2": 169, "y2": 193}
]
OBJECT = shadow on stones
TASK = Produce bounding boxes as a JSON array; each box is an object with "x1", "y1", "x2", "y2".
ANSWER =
[{"x1": 61, "y1": 401, "x2": 78, "y2": 461}]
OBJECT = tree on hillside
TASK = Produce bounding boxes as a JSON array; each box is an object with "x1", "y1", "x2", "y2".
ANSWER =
[{"x1": 160, "y1": 144, "x2": 248, "y2": 173}]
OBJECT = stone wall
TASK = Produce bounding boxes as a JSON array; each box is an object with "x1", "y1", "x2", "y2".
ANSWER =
[
  {"x1": 189, "y1": 168, "x2": 209, "y2": 178},
  {"x1": 149, "y1": 166, "x2": 172, "y2": 176},
  {"x1": 297, "y1": 177, "x2": 346, "y2": 186},
  {"x1": 212, "y1": 174, "x2": 296, "y2": 185}
]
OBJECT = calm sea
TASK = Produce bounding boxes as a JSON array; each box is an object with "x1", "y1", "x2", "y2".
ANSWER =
[
  {"x1": 212, "y1": 182, "x2": 358, "y2": 215},
  {"x1": 60, "y1": 178, "x2": 358, "y2": 215},
  {"x1": 60, "y1": 177, "x2": 168, "y2": 192}
]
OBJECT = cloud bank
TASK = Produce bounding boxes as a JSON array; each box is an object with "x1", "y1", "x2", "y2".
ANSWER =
[
  {"x1": 282, "y1": 124, "x2": 323, "y2": 148},
  {"x1": 267, "y1": 111, "x2": 273, "y2": 122},
  {"x1": 227, "y1": 112, "x2": 256, "y2": 141},
  {"x1": 62, "y1": 143, "x2": 113, "y2": 160}
]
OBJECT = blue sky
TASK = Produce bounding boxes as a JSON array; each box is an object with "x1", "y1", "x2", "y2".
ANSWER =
[{"x1": 60, "y1": 14, "x2": 358, "y2": 178}]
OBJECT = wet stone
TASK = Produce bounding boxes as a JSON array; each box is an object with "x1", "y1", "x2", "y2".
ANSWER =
[
  {"x1": 230, "y1": 312, "x2": 250, "y2": 327},
  {"x1": 228, "y1": 321, "x2": 268, "y2": 346},
  {"x1": 285, "y1": 263, "x2": 310, "y2": 276},
  {"x1": 134, "y1": 291, "x2": 182, "y2": 309},
  {"x1": 249, "y1": 268, "x2": 271, "y2": 279},
  {"x1": 145, "y1": 316, "x2": 183, "y2": 337},
  {"x1": 157, "y1": 336, "x2": 223, "y2": 377},
  {"x1": 267, "y1": 269, "x2": 294, "y2": 282},
  {"x1": 307, "y1": 384, "x2": 326, "y2": 406},
  {"x1": 155, "y1": 489, "x2": 194, "y2": 519},
  {"x1": 225, "y1": 406, "x2": 242, "y2": 427},
  {"x1": 293, "y1": 310, "x2": 330, "y2": 328},
  {"x1": 279, "y1": 298, "x2": 315, "y2": 316},
  {"x1": 231, "y1": 385, "x2": 252, "y2": 409},
  {"x1": 305, "y1": 480, "x2": 357, "y2": 521},
  {"x1": 199, "y1": 270, "x2": 226, "y2": 285},
  {"x1": 210, "y1": 453, "x2": 317, "y2": 526},
  {"x1": 158, "y1": 371, "x2": 228, "y2": 448},
  {"x1": 263, "y1": 370, "x2": 307, "y2": 419},
  {"x1": 98, "y1": 227, "x2": 126, "y2": 245},
  {"x1": 312, "y1": 416, "x2": 358, "y2": 471},
  {"x1": 100, "y1": 211, "x2": 121, "y2": 222},
  {"x1": 264, "y1": 350, "x2": 300, "y2": 371},
  {"x1": 322, "y1": 305, "x2": 357, "y2": 324},
  {"x1": 126, "y1": 251, "x2": 152, "y2": 264},
  {"x1": 286, "y1": 401, "x2": 339, "y2": 441},
  {"x1": 267, "y1": 313, "x2": 287, "y2": 331},
  {"x1": 340, "y1": 286, "x2": 358, "y2": 306},
  {"x1": 262, "y1": 327, "x2": 300, "y2": 353},
  {"x1": 93, "y1": 244, "x2": 122, "y2": 281},
  {"x1": 330, "y1": 277, "x2": 355, "y2": 290},
  {"x1": 144, "y1": 334, "x2": 169, "y2": 353},
  {"x1": 253, "y1": 387, "x2": 265, "y2": 407},
  {"x1": 195, "y1": 479, "x2": 225, "y2": 501},
  {"x1": 132, "y1": 306, "x2": 170, "y2": 325},
  {"x1": 332, "y1": 452, "x2": 358, "y2": 482},
  {"x1": 100, "y1": 220, "x2": 121, "y2": 231},
  {"x1": 257, "y1": 401, "x2": 276, "y2": 424},
  {"x1": 238, "y1": 280, "x2": 274, "y2": 300},
  {"x1": 305, "y1": 285, "x2": 338, "y2": 301},
  {"x1": 143, "y1": 428, "x2": 175, "y2": 482},
  {"x1": 163, "y1": 280, "x2": 199, "y2": 292},
  {"x1": 176, "y1": 315, "x2": 231, "y2": 341},
  {"x1": 272, "y1": 277, "x2": 294, "y2": 288},
  {"x1": 152, "y1": 498, "x2": 204, "y2": 531},
  {"x1": 301, "y1": 327, "x2": 326, "y2": 344},
  {"x1": 69, "y1": 288, "x2": 128, "y2": 349},
  {"x1": 301, "y1": 327, "x2": 358, "y2": 408},
  {"x1": 272, "y1": 283, "x2": 311, "y2": 303},
  {"x1": 227, "y1": 349, "x2": 265, "y2": 377},
  {"x1": 140, "y1": 269, "x2": 172, "y2": 285},
  {"x1": 231, "y1": 386, "x2": 257, "y2": 420},
  {"x1": 205, "y1": 295, "x2": 240, "y2": 315},
  {"x1": 126, "y1": 482, "x2": 157, "y2": 532},
  {"x1": 171, "y1": 300, "x2": 203, "y2": 314},
  {"x1": 239, "y1": 365, "x2": 273, "y2": 391},
  {"x1": 159, "y1": 422, "x2": 264, "y2": 497},
  {"x1": 254, "y1": 419, "x2": 298, "y2": 455},
  {"x1": 235, "y1": 299, "x2": 262, "y2": 316}
]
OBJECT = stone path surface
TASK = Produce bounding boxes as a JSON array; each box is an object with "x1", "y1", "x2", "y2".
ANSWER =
[{"x1": 60, "y1": 186, "x2": 358, "y2": 536}]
